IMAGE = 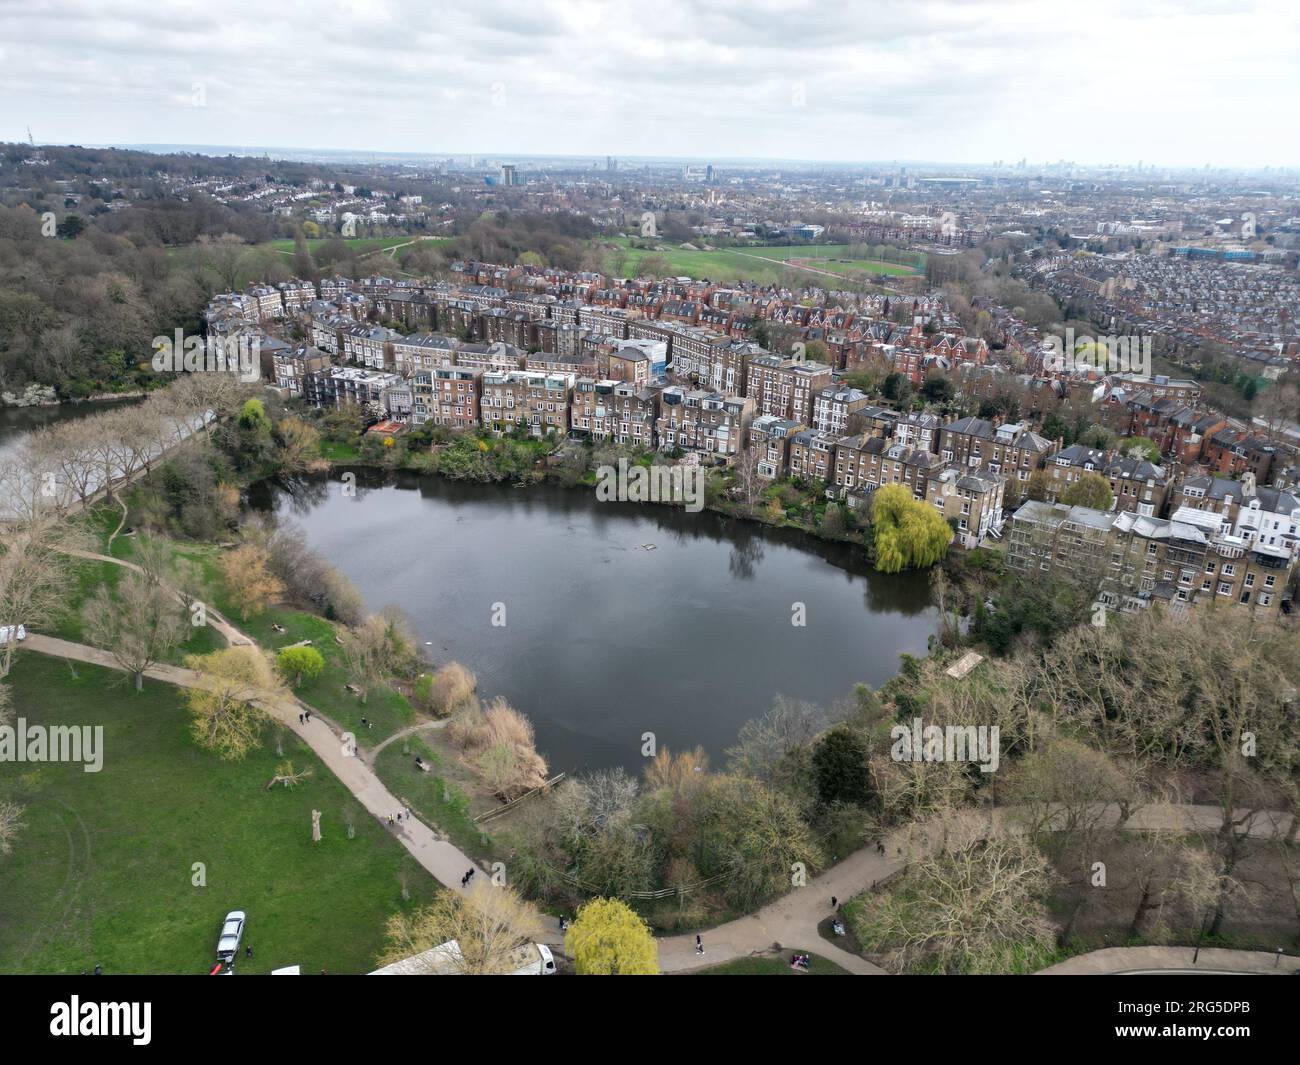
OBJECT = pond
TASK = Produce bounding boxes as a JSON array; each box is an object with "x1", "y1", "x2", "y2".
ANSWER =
[{"x1": 252, "y1": 471, "x2": 938, "y2": 775}]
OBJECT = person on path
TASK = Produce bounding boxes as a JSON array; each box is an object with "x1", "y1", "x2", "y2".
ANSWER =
[
  {"x1": 695, "y1": 934, "x2": 704, "y2": 955},
  {"x1": 298, "y1": 712, "x2": 304, "y2": 725},
  {"x1": 831, "y1": 896, "x2": 838, "y2": 910}
]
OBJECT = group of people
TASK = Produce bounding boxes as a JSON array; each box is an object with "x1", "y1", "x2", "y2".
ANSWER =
[
  {"x1": 386, "y1": 808, "x2": 410, "y2": 826},
  {"x1": 460, "y1": 867, "x2": 476, "y2": 887},
  {"x1": 789, "y1": 952, "x2": 812, "y2": 971}
]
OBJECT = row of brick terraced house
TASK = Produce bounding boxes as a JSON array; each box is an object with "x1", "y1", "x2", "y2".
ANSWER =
[{"x1": 1006, "y1": 495, "x2": 1297, "y2": 619}]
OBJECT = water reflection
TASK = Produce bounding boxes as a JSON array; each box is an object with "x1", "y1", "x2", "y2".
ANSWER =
[{"x1": 250, "y1": 470, "x2": 937, "y2": 774}]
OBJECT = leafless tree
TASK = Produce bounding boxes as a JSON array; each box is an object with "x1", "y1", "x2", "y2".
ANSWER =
[{"x1": 82, "y1": 570, "x2": 189, "y2": 691}]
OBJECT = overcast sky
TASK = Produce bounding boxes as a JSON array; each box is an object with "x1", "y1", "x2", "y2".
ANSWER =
[{"x1": 2, "y1": 0, "x2": 1297, "y2": 168}]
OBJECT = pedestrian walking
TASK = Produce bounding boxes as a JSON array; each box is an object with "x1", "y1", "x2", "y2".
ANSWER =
[
  {"x1": 304, "y1": 710, "x2": 311, "y2": 722},
  {"x1": 245, "y1": 945, "x2": 253, "y2": 959},
  {"x1": 695, "y1": 934, "x2": 704, "y2": 955},
  {"x1": 298, "y1": 712, "x2": 304, "y2": 725},
  {"x1": 831, "y1": 896, "x2": 838, "y2": 910}
]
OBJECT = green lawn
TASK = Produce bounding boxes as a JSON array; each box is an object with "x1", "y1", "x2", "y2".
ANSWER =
[
  {"x1": 0, "y1": 653, "x2": 437, "y2": 975},
  {"x1": 263, "y1": 236, "x2": 453, "y2": 257},
  {"x1": 319, "y1": 438, "x2": 364, "y2": 462},
  {"x1": 597, "y1": 237, "x2": 923, "y2": 285},
  {"x1": 224, "y1": 607, "x2": 416, "y2": 747},
  {"x1": 373, "y1": 734, "x2": 490, "y2": 860},
  {"x1": 694, "y1": 951, "x2": 850, "y2": 975}
]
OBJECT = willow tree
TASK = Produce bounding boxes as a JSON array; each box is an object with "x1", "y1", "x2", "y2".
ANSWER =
[
  {"x1": 184, "y1": 647, "x2": 282, "y2": 760},
  {"x1": 565, "y1": 897, "x2": 659, "y2": 976},
  {"x1": 870, "y1": 485, "x2": 951, "y2": 573}
]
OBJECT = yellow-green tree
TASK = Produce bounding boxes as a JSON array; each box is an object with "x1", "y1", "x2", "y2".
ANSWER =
[
  {"x1": 870, "y1": 484, "x2": 951, "y2": 573},
  {"x1": 276, "y1": 645, "x2": 324, "y2": 688},
  {"x1": 565, "y1": 897, "x2": 659, "y2": 975},
  {"x1": 1060, "y1": 471, "x2": 1113, "y2": 511},
  {"x1": 184, "y1": 647, "x2": 282, "y2": 760}
]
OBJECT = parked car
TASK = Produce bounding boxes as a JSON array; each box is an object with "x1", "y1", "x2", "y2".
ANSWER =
[
  {"x1": 0, "y1": 624, "x2": 26, "y2": 644},
  {"x1": 216, "y1": 911, "x2": 246, "y2": 962}
]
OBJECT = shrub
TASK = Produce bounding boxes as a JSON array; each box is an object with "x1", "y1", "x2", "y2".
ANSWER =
[{"x1": 416, "y1": 661, "x2": 477, "y2": 717}]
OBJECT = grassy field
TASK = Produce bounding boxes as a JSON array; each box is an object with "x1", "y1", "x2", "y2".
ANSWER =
[
  {"x1": 373, "y1": 734, "x2": 491, "y2": 860},
  {"x1": 597, "y1": 237, "x2": 923, "y2": 286},
  {"x1": 263, "y1": 235, "x2": 453, "y2": 257},
  {"x1": 0, "y1": 653, "x2": 438, "y2": 975},
  {"x1": 694, "y1": 951, "x2": 850, "y2": 975}
]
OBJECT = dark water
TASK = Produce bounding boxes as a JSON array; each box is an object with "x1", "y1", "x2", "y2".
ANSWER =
[
  {"x1": 0, "y1": 396, "x2": 145, "y2": 448},
  {"x1": 253, "y1": 471, "x2": 937, "y2": 774}
]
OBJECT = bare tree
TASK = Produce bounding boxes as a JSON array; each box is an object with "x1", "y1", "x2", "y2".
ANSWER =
[
  {"x1": 82, "y1": 570, "x2": 188, "y2": 691},
  {"x1": 863, "y1": 809, "x2": 1056, "y2": 974},
  {"x1": 0, "y1": 516, "x2": 82, "y2": 679},
  {"x1": 378, "y1": 880, "x2": 544, "y2": 974},
  {"x1": 731, "y1": 447, "x2": 763, "y2": 516},
  {"x1": 726, "y1": 694, "x2": 830, "y2": 785}
]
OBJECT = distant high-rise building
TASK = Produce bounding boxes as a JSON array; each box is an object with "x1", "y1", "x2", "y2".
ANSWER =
[
  {"x1": 500, "y1": 164, "x2": 519, "y2": 186},
  {"x1": 706, "y1": 163, "x2": 714, "y2": 182},
  {"x1": 606, "y1": 156, "x2": 615, "y2": 172}
]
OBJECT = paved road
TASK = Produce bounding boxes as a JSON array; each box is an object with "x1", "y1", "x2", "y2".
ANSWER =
[
  {"x1": 1039, "y1": 946, "x2": 1300, "y2": 976},
  {"x1": 659, "y1": 839, "x2": 900, "y2": 973}
]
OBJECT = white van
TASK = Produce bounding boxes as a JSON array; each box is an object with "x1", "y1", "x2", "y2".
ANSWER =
[
  {"x1": 369, "y1": 940, "x2": 556, "y2": 975},
  {"x1": 506, "y1": 942, "x2": 556, "y2": 976}
]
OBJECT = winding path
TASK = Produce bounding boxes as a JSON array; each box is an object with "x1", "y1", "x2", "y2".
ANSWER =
[{"x1": 657, "y1": 804, "x2": 1296, "y2": 974}]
